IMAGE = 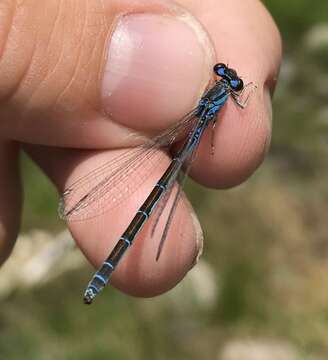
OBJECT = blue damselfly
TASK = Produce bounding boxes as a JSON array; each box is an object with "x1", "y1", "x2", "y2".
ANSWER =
[{"x1": 59, "y1": 63, "x2": 254, "y2": 304}]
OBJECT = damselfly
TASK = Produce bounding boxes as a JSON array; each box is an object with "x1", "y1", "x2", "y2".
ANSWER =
[{"x1": 58, "y1": 63, "x2": 254, "y2": 304}]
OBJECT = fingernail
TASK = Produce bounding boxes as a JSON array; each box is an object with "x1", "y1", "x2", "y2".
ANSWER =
[
  {"x1": 263, "y1": 87, "x2": 273, "y2": 153},
  {"x1": 102, "y1": 13, "x2": 214, "y2": 132},
  {"x1": 189, "y1": 210, "x2": 204, "y2": 270}
]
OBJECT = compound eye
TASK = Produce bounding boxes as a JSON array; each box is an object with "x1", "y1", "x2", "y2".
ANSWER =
[
  {"x1": 230, "y1": 78, "x2": 244, "y2": 91},
  {"x1": 213, "y1": 63, "x2": 226, "y2": 77}
]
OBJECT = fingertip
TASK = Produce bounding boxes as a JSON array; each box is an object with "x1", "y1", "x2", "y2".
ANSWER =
[
  {"x1": 109, "y1": 194, "x2": 202, "y2": 297},
  {"x1": 185, "y1": 0, "x2": 280, "y2": 188}
]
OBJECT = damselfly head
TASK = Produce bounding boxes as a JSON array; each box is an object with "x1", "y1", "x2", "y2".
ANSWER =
[{"x1": 213, "y1": 63, "x2": 244, "y2": 92}]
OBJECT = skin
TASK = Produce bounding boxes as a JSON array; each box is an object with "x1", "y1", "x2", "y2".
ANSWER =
[{"x1": 0, "y1": 0, "x2": 281, "y2": 297}]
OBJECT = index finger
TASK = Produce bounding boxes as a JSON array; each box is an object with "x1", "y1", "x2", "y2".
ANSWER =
[{"x1": 185, "y1": 0, "x2": 282, "y2": 188}]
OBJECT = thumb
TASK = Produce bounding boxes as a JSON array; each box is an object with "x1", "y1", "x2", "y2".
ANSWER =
[{"x1": 0, "y1": 0, "x2": 214, "y2": 148}]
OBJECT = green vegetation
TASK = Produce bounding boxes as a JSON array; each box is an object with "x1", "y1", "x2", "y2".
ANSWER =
[
  {"x1": 2, "y1": 1, "x2": 328, "y2": 359},
  {"x1": 20, "y1": 154, "x2": 60, "y2": 232},
  {"x1": 264, "y1": 0, "x2": 328, "y2": 43}
]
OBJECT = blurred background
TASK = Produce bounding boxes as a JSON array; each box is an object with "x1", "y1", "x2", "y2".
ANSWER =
[{"x1": 1, "y1": 1, "x2": 328, "y2": 359}]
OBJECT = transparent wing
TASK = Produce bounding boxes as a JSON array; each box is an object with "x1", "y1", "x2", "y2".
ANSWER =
[
  {"x1": 154, "y1": 144, "x2": 199, "y2": 261},
  {"x1": 58, "y1": 109, "x2": 199, "y2": 222}
]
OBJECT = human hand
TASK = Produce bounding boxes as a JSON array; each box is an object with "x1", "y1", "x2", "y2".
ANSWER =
[{"x1": 0, "y1": 0, "x2": 281, "y2": 297}]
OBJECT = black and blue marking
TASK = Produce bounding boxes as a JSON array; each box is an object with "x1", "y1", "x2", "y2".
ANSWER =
[{"x1": 83, "y1": 63, "x2": 247, "y2": 304}]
